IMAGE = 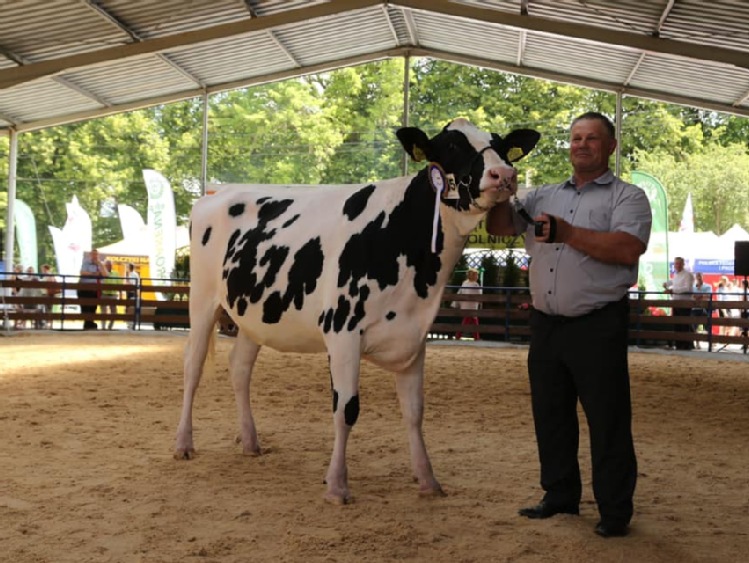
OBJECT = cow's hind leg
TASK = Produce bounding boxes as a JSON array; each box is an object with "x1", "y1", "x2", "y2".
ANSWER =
[
  {"x1": 395, "y1": 343, "x2": 445, "y2": 497},
  {"x1": 324, "y1": 346, "x2": 361, "y2": 505},
  {"x1": 229, "y1": 330, "x2": 262, "y2": 456},
  {"x1": 175, "y1": 304, "x2": 221, "y2": 460}
]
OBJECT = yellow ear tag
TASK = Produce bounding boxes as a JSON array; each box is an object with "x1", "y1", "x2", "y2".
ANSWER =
[
  {"x1": 413, "y1": 146, "x2": 426, "y2": 162},
  {"x1": 507, "y1": 147, "x2": 524, "y2": 162}
]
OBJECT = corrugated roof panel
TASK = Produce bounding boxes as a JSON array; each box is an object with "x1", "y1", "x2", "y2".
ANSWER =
[
  {"x1": 632, "y1": 55, "x2": 749, "y2": 105},
  {"x1": 0, "y1": 79, "x2": 99, "y2": 123},
  {"x1": 663, "y1": 0, "x2": 749, "y2": 51},
  {"x1": 168, "y1": 34, "x2": 294, "y2": 86},
  {"x1": 414, "y1": 10, "x2": 520, "y2": 62},
  {"x1": 251, "y1": 0, "x2": 328, "y2": 17},
  {"x1": 385, "y1": 6, "x2": 414, "y2": 46},
  {"x1": 0, "y1": 0, "x2": 130, "y2": 62},
  {"x1": 275, "y1": 9, "x2": 397, "y2": 67},
  {"x1": 100, "y1": 0, "x2": 253, "y2": 39},
  {"x1": 62, "y1": 57, "x2": 195, "y2": 105},
  {"x1": 524, "y1": 35, "x2": 641, "y2": 84},
  {"x1": 454, "y1": 0, "x2": 667, "y2": 34}
]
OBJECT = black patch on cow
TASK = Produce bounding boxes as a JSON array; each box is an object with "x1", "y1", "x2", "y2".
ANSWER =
[
  {"x1": 386, "y1": 311, "x2": 396, "y2": 320},
  {"x1": 343, "y1": 184, "x2": 376, "y2": 221},
  {"x1": 337, "y1": 177, "x2": 442, "y2": 300},
  {"x1": 228, "y1": 203, "x2": 245, "y2": 217},
  {"x1": 258, "y1": 199, "x2": 293, "y2": 224},
  {"x1": 347, "y1": 285, "x2": 369, "y2": 332},
  {"x1": 321, "y1": 308, "x2": 334, "y2": 332},
  {"x1": 332, "y1": 295, "x2": 351, "y2": 333},
  {"x1": 256, "y1": 196, "x2": 271, "y2": 205},
  {"x1": 224, "y1": 199, "x2": 297, "y2": 314},
  {"x1": 201, "y1": 226, "x2": 212, "y2": 246},
  {"x1": 332, "y1": 389, "x2": 339, "y2": 413},
  {"x1": 282, "y1": 214, "x2": 300, "y2": 229},
  {"x1": 344, "y1": 395, "x2": 360, "y2": 426},
  {"x1": 261, "y1": 237, "x2": 324, "y2": 324}
]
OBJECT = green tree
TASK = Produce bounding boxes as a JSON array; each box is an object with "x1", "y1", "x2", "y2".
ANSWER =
[{"x1": 634, "y1": 142, "x2": 749, "y2": 233}]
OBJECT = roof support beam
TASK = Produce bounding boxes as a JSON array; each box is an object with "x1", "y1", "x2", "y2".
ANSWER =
[
  {"x1": 419, "y1": 48, "x2": 749, "y2": 119},
  {"x1": 382, "y1": 5, "x2": 400, "y2": 46},
  {"x1": 516, "y1": 30, "x2": 527, "y2": 67},
  {"x1": 82, "y1": 0, "x2": 205, "y2": 88},
  {"x1": 0, "y1": 0, "x2": 384, "y2": 90},
  {"x1": 393, "y1": 0, "x2": 749, "y2": 70},
  {"x1": 655, "y1": 0, "x2": 676, "y2": 37},
  {"x1": 9, "y1": 44, "x2": 749, "y2": 136},
  {"x1": 402, "y1": 8, "x2": 419, "y2": 45},
  {"x1": 0, "y1": 41, "x2": 112, "y2": 106}
]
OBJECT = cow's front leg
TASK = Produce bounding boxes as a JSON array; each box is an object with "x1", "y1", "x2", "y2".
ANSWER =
[
  {"x1": 229, "y1": 331, "x2": 262, "y2": 456},
  {"x1": 395, "y1": 343, "x2": 445, "y2": 497},
  {"x1": 324, "y1": 347, "x2": 361, "y2": 504}
]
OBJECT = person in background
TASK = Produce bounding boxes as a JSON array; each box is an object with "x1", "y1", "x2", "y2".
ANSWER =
[
  {"x1": 663, "y1": 256, "x2": 695, "y2": 350},
  {"x1": 101, "y1": 260, "x2": 118, "y2": 330},
  {"x1": 125, "y1": 263, "x2": 140, "y2": 330},
  {"x1": 486, "y1": 111, "x2": 652, "y2": 538},
  {"x1": 453, "y1": 268, "x2": 482, "y2": 340},
  {"x1": 690, "y1": 272, "x2": 712, "y2": 348},
  {"x1": 38, "y1": 264, "x2": 60, "y2": 329},
  {"x1": 79, "y1": 249, "x2": 107, "y2": 330}
]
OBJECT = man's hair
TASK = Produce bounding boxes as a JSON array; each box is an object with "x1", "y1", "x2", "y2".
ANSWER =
[
  {"x1": 674, "y1": 256, "x2": 685, "y2": 262},
  {"x1": 572, "y1": 111, "x2": 615, "y2": 138}
]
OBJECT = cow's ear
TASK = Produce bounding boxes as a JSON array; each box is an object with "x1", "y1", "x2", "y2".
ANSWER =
[
  {"x1": 396, "y1": 127, "x2": 432, "y2": 162},
  {"x1": 501, "y1": 129, "x2": 541, "y2": 162}
]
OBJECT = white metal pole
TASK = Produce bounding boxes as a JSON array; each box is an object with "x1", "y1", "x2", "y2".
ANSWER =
[
  {"x1": 615, "y1": 90, "x2": 623, "y2": 176},
  {"x1": 4, "y1": 128, "x2": 18, "y2": 272},
  {"x1": 201, "y1": 91, "x2": 209, "y2": 196},
  {"x1": 401, "y1": 55, "x2": 411, "y2": 176}
]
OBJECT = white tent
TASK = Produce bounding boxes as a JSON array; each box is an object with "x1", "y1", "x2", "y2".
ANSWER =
[
  {"x1": 98, "y1": 226, "x2": 189, "y2": 257},
  {"x1": 719, "y1": 224, "x2": 749, "y2": 245}
]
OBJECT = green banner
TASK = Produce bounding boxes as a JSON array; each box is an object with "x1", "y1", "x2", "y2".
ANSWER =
[{"x1": 631, "y1": 171, "x2": 669, "y2": 295}]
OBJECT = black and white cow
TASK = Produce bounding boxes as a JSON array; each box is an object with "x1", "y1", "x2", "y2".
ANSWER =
[{"x1": 175, "y1": 118, "x2": 540, "y2": 504}]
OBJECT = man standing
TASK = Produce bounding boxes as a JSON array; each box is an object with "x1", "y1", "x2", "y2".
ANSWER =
[
  {"x1": 663, "y1": 257, "x2": 695, "y2": 349},
  {"x1": 454, "y1": 268, "x2": 482, "y2": 340},
  {"x1": 486, "y1": 112, "x2": 652, "y2": 538},
  {"x1": 79, "y1": 249, "x2": 107, "y2": 330}
]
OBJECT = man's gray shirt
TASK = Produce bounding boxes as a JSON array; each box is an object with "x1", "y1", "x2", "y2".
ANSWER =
[{"x1": 514, "y1": 170, "x2": 652, "y2": 317}]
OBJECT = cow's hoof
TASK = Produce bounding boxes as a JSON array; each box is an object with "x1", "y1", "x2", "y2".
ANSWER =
[
  {"x1": 418, "y1": 483, "x2": 446, "y2": 498},
  {"x1": 241, "y1": 446, "x2": 262, "y2": 457},
  {"x1": 323, "y1": 491, "x2": 352, "y2": 505},
  {"x1": 174, "y1": 448, "x2": 196, "y2": 460}
]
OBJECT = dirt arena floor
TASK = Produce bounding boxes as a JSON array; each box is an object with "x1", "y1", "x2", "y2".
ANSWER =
[{"x1": 1, "y1": 331, "x2": 748, "y2": 563}]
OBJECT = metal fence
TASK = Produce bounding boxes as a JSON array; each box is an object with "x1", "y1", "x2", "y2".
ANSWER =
[{"x1": 2, "y1": 275, "x2": 747, "y2": 354}]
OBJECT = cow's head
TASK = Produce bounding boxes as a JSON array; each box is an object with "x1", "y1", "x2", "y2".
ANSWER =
[{"x1": 396, "y1": 118, "x2": 540, "y2": 212}]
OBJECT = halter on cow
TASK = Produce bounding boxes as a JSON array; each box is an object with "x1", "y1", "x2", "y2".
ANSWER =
[{"x1": 175, "y1": 118, "x2": 540, "y2": 504}]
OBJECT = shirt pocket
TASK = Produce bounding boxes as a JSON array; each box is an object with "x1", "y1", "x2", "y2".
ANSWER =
[{"x1": 587, "y1": 208, "x2": 611, "y2": 231}]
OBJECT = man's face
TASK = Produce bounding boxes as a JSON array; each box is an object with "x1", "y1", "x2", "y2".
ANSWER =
[
  {"x1": 569, "y1": 118, "x2": 616, "y2": 174},
  {"x1": 674, "y1": 259, "x2": 684, "y2": 272}
]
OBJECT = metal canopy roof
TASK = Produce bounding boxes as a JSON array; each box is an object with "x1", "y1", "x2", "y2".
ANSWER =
[{"x1": 2, "y1": 0, "x2": 749, "y2": 136}]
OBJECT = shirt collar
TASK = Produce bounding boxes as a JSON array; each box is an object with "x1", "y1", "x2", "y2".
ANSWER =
[{"x1": 565, "y1": 169, "x2": 615, "y2": 189}]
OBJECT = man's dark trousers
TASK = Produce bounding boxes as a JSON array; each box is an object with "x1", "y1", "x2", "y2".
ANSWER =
[{"x1": 527, "y1": 298, "x2": 637, "y2": 525}]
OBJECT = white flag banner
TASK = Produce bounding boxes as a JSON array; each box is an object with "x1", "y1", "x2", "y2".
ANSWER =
[
  {"x1": 117, "y1": 204, "x2": 147, "y2": 241},
  {"x1": 48, "y1": 196, "x2": 92, "y2": 296},
  {"x1": 144, "y1": 170, "x2": 176, "y2": 295},
  {"x1": 13, "y1": 199, "x2": 38, "y2": 272},
  {"x1": 679, "y1": 192, "x2": 694, "y2": 233}
]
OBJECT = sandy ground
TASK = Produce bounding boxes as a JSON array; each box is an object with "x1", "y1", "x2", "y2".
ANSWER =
[{"x1": 1, "y1": 331, "x2": 748, "y2": 563}]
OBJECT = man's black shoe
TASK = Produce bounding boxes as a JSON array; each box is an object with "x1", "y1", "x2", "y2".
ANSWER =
[
  {"x1": 518, "y1": 501, "x2": 579, "y2": 519},
  {"x1": 594, "y1": 520, "x2": 629, "y2": 538}
]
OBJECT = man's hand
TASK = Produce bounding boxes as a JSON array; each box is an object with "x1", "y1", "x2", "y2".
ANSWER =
[{"x1": 532, "y1": 212, "x2": 646, "y2": 266}]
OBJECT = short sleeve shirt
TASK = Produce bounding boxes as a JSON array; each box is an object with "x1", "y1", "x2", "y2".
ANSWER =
[{"x1": 515, "y1": 170, "x2": 652, "y2": 317}]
